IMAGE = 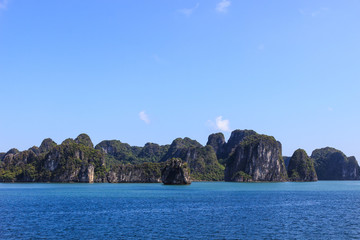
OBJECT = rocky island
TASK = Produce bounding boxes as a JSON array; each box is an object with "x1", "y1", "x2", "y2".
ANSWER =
[{"x1": 0, "y1": 130, "x2": 359, "y2": 183}]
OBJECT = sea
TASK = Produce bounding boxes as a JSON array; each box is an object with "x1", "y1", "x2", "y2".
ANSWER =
[{"x1": 1, "y1": 181, "x2": 360, "y2": 240}]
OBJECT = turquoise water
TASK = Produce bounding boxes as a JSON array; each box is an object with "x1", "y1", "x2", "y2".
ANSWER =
[{"x1": 1, "y1": 182, "x2": 360, "y2": 239}]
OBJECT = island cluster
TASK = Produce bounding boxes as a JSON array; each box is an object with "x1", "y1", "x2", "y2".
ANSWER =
[{"x1": 1, "y1": 130, "x2": 358, "y2": 184}]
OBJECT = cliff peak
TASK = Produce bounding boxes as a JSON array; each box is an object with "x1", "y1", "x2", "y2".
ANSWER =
[{"x1": 75, "y1": 134, "x2": 94, "y2": 148}]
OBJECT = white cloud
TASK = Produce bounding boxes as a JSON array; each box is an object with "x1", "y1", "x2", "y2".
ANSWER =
[
  {"x1": 139, "y1": 111, "x2": 150, "y2": 124},
  {"x1": 0, "y1": 0, "x2": 8, "y2": 10},
  {"x1": 216, "y1": 0, "x2": 231, "y2": 13},
  {"x1": 178, "y1": 3, "x2": 199, "y2": 17},
  {"x1": 207, "y1": 116, "x2": 230, "y2": 132},
  {"x1": 216, "y1": 116, "x2": 230, "y2": 131}
]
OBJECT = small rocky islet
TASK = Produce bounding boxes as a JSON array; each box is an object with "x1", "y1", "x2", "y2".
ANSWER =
[{"x1": 0, "y1": 130, "x2": 359, "y2": 184}]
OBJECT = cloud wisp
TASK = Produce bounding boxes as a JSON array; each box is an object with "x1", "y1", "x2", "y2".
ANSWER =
[
  {"x1": 216, "y1": 0, "x2": 231, "y2": 13},
  {"x1": 139, "y1": 111, "x2": 150, "y2": 124},
  {"x1": 207, "y1": 116, "x2": 231, "y2": 132},
  {"x1": 178, "y1": 3, "x2": 200, "y2": 17}
]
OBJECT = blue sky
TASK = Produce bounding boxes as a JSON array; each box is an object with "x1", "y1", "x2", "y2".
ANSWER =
[{"x1": 0, "y1": 0, "x2": 359, "y2": 159}]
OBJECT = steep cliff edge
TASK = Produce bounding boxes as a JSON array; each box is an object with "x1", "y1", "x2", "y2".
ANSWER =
[
  {"x1": 311, "y1": 147, "x2": 360, "y2": 180},
  {"x1": 206, "y1": 133, "x2": 226, "y2": 159},
  {"x1": 0, "y1": 134, "x2": 106, "y2": 183},
  {"x1": 161, "y1": 158, "x2": 191, "y2": 185},
  {"x1": 224, "y1": 134, "x2": 287, "y2": 182},
  {"x1": 43, "y1": 135, "x2": 106, "y2": 183},
  {"x1": 107, "y1": 162, "x2": 164, "y2": 183},
  {"x1": 161, "y1": 138, "x2": 224, "y2": 181},
  {"x1": 287, "y1": 149, "x2": 317, "y2": 182}
]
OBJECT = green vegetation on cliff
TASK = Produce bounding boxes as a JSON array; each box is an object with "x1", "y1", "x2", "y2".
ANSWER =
[
  {"x1": 225, "y1": 133, "x2": 287, "y2": 182},
  {"x1": 95, "y1": 140, "x2": 169, "y2": 167},
  {"x1": 311, "y1": 147, "x2": 360, "y2": 180},
  {"x1": 161, "y1": 138, "x2": 225, "y2": 181},
  {"x1": 2, "y1": 131, "x2": 359, "y2": 183},
  {"x1": 0, "y1": 135, "x2": 106, "y2": 183},
  {"x1": 287, "y1": 149, "x2": 317, "y2": 182}
]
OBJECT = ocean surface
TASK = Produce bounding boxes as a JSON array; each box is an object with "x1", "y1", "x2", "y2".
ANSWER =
[{"x1": 1, "y1": 182, "x2": 360, "y2": 240}]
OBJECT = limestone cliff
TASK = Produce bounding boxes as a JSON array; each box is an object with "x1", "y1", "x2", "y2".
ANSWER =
[
  {"x1": 206, "y1": 133, "x2": 226, "y2": 159},
  {"x1": 107, "y1": 162, "x2": 164, "y2": 183},
  {"x1": 0, "y1": 134, "x2": 106, "y2": 183},
  {"x1": 311, "y1": 147, "x2": 360, "y2": 180},
  {"x1": 39, "y1": 138, "x2": 57, "y2": 153},
  {"x1": 75, "y1": 134, "x2": 94, "y2": 148},
  {"x1": 161, "y1": 158, "x2": 191, "y2": 185},
  {"x1": 43, "y1": 136, "x2": 106, "y2": 183},
  {"x1": 287, "y1": 149, "x2": 317, "y2": 182},
  {"x1": 95, "y1": 140, "x2": 169, "y2": 166},
  {"x1": 224, "y1": 134, "x2": 287, "y2": 182},
  {"x1": 161, "y1": 138, "x2": 224, "y2": 181}
]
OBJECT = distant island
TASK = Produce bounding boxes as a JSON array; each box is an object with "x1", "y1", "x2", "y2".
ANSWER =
[{"x1": 0, "y1": 130, "x2": 359, "y2": 183}]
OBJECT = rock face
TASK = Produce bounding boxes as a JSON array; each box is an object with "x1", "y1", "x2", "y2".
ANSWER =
[
  {"x1": 95, "y1": 140, "x2": 169, "y2": 165},
  {"x1": 39, "y1": 138, "x2": 57, "y2": 153},
  {"x1": 206, "y1": 133, "x2": 226, "y2": 159},
  {"x1": 43, "y1": 135, "x2": 106, "y2": 183},
  {"x1": 223, "y1": 130, "x2": 257, "y2": 159},
  {"x1": 161, "y1": 138, "x2": 224, "y2": 181},
  {"x1": 1, "y1": 150, "x2": 39, "y2": 182},
  {"x1": 6, "y1": 148, "x2": 20, "y2": 155},
  {"x1": 96, "y1": 140, "x2": 135, "y2": 160},
  {"x1": 107, "y1": 162, "x2": 164, "y2": 183},
  {"x1": 225, "y1": 134, "x2": 287, "y2": 182},
  {"x1": 206, "y1": 129, "x2": 258, "y2": 160},
  {"x1": 283, "y1": 156, "x2": 291, "y2": 170},
  {"x1": 29, "y1": 146, "x2": 40, "y2": 156},
  {"x1": 0, "y1": 134, "x2": 106, "y2": 183},
  {"x1": 161, "y1": 158, "x2": 191, "y2": 185},
  {"x1": 311, "y1": 147, "x2": 360, "y2": 180},
  {"x1": 287, "y1": 149, "x2": 317, "y2": 182},
  {"x1": 0, "y1": 152, "x2": 5, "y2": 161},
  {"x1": 161, "y1": 137, "x2": 202, "y2": 161},
  {"x1": 3, "y1": 131, "x2": 360, "y2": 183}
]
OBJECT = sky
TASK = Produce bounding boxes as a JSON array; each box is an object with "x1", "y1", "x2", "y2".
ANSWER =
[{"x1": 0, "y1": 0, "x2": 360, "y2": 160}]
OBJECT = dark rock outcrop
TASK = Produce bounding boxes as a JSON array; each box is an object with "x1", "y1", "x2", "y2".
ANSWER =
[
  {"x1": 161, "y1": 158, "x2": 191, "y2": 185},
  {"x1": 225, "y1": 134, "x2": 287, "y2": 182},
  {"x1": 29, "y1": 146, "x2": 40, "y2": 156},
  {"x1": 161, "y1": 138, "x2": 224, "y2": 181},
  {"x1": 161, "y1": 137, "x2": 202, "y2": 162},
  {"x1": 0, "y1": 134, "x2": 106, "y2": 183},
  {"x1": 223, "y1": 130, "x2": 257, "y2": 159},
  {"x1": 107, "y1": 162, "x2": 164, "y2": 183},
  {"x1": 206, "y1": 133, "x2": 226, "y2": 159},
  {"x1": 6, "y1": 148, "x2": 20, "y2": 155},
  {"x1": 0, "y1": 152, "x2": 5, "y2": 161},
  {"x1": 43, "y1": 137, "x2": 106, "y2": 183},
  {"x1": 287, "y1": 149, "x2": 317, "y2": 182},
  {"x1": 39, "y1": 138, "x2": 57, "y2": 153},
  {"x1": 311, "y1": 147, "x2": 360, "y2": 180},
  {"x1": 283, "y1": 156, "x2": 291, "y2": 170}
]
